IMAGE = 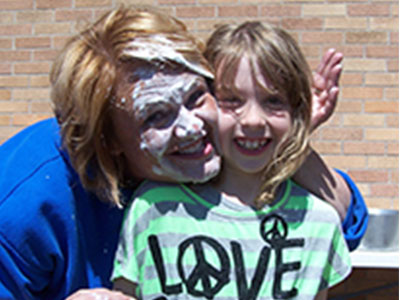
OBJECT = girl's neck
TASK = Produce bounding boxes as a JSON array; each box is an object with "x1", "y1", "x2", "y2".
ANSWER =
[{"x1": 211, "y1": 165, "x2": 264, "y2": 208}]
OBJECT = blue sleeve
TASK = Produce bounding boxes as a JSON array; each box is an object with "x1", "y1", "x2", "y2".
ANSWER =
[{"x1": 335, "y1": 169, "x2": 369, "y2": 251}]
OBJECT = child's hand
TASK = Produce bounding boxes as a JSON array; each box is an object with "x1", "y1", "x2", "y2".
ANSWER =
[
  {"x1": 311, "y1": 49, "x2": 343, "y2": 132},
  {"x1": 65, "y1": 288, "x2": 136, "y2": 300}
]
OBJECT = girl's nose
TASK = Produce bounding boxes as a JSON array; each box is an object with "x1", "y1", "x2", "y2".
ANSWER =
[{"x1": 239, "y1": 101, "x2": 266, "y2": 129}]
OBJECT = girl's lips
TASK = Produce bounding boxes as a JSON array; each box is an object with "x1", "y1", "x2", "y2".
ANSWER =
[{"x1": 234, "y1": 137, "x2": 271, "y2": 156}]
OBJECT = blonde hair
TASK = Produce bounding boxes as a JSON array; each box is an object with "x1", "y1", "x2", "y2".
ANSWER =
[
  {"x1": 50, "y1": 5, "x2": 211, "y2": 206},
  {"x1": 205, "y1": 22, "x2": 312, "y2": 207}
]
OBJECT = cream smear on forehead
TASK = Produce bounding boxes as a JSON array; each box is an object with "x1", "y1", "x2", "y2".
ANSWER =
[{"x1": 122, "y1": 35, "x2": 214, "y2": 80}]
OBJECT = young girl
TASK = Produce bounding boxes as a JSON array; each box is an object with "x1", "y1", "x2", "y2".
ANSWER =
[{"x1": 112, "y1": 22, "x2": 351, "y2": 300}]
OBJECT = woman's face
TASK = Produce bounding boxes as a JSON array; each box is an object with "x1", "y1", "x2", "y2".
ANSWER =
[{"x1": 110, "y1": 66, "x2": 221, "y2": 184}]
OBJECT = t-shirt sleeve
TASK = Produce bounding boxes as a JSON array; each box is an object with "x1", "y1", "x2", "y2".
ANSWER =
[
  {"x1": 335, "y1": 169, "x2": 369, "y2": 251},
  {"x1": 112, "y1": 198, "x2": 144, "y2": 287},
  {"x1": 321, "y1": 222, "x2": 352, "y2": 290}
]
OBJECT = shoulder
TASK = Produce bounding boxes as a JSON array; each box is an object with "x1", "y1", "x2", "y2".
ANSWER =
[
  {"x1": 286, "y1": 180, "x2": 342, "y2": 225},
  {"x1": 0, "y1": 118, "x2": 82, "y2": 245},
  {"x1": 0, "y1": 118, "x2": 74, "y2": 205}
]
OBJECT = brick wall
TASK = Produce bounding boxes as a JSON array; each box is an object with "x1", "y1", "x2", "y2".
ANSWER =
[{"x1": 0, "y1": 0, "x2": 398, "y2": 209}]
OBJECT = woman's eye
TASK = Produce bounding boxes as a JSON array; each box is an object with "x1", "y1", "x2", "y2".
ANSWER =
[
  {"x1": 144, "y1": 110, "x2": 169, "y2": 127},
  {"x1": 185, "y1": 89, "x2": 205, "y2": 110}
]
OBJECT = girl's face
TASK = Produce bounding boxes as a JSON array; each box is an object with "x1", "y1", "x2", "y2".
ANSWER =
[
  {"x1": 110, "y1": 67, "x2": 221, "y2": 183},
  {"x1": 215, "y1": 56, "x2": 292, "y2": 176}
]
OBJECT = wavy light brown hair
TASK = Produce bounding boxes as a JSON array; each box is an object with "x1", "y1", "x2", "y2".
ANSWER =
[
  {"x1": 50, "y1": 5, "x2": 211, "y2": 206},
  {"x1": 204, "y1": 22, "x2": 312, "y2": 207}
]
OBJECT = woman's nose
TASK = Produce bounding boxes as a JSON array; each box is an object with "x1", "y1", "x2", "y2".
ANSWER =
[{"x1": 173, "y1": 108, "x2": 204, "y2": 138}]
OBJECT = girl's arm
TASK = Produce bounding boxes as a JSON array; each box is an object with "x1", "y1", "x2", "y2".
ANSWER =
[
  {"x1": 114, "y1": 277, "x2": 140, "y2": 299},
  {"x1": 314, "y1": 289, "x2": 328, "y2": 300}
]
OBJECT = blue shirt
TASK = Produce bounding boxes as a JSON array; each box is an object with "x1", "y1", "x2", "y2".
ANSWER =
[
  {"x1": 0, "y1": 118, "x2": 124, "y2": 299},
  {"x1": 0, "y1": 118, "x2": 367, "y2": 299}
]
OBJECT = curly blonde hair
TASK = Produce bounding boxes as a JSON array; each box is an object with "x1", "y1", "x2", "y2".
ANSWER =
[
  {"x1": 50, "y1": 5, "x2": 211, "y2": 207},
  {"x1": 204, "y1": 22, "x2": 312, "y2": 207}
]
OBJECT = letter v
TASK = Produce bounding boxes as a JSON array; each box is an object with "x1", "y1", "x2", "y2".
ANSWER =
[{"x1": 231, "y1": 241, "x2": 270, "y2": 300}]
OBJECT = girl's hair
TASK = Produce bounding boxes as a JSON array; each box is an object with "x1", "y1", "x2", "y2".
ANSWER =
[
  {"x1": 204, "y1": 21, "x2": 312, "y2": 207},
  {"x1": 50, "y1": 5, "x2": 211, "y2": 207}
]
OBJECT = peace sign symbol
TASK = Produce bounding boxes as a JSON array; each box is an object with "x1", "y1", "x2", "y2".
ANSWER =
[
  {"x1": 260, "y1": 214, "x2": 288, "y2": 246},
  {"x1": 177, "y1": 235, "x2": 230, "y2": 299}
]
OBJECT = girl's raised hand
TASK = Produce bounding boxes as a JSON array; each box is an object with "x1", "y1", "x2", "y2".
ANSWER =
[{"x1": 311, "y1": 49, "x2": 343, "y2": 132}]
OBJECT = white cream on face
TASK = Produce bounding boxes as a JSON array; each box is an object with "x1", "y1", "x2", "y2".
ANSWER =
[
  {"x1": 114, "y1": 35, "x2": 221, "y2": 182},
  {"x1": 132, "y1": 71, "x2": 209, "y2": 179},
  {"x1": 122, "y1": 35, "x2": 214, "y2": 80}
]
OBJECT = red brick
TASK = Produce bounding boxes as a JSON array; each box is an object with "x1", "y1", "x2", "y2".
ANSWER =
[
  {"x1": 348, "y1": 4, "x2": 390, "y2": 16},
  {"x1": 31, "y1": 76, "x2": 50, "y2": 87},
  {"x1": 320, "y1": 128, "x2": 363, "y2": 141},
  {"x1": 0, "y1": 38, "x2": 12, "y2": 49},
  {"x1": 365, "y1": 101, "x2": 398, "y2": 113},
  {"x1": 346, "y1": 31, "x2": 387, "y2": 44},
  {"x1": 55, "y1": 10, "x2": 93, "y2": 22},
  {"x1": 16, "y1": 11, "x2": 53, "y2": 23},
  {"x1": 159, "y1": 0, "x2": 195, "y2": 3},
  {"x1": 0, "y1": 63, "x2": 11, "y2": 74},
  {"x1": 14, "y1": 62, "x2": 51, "y2": 75},
  {"x1": 370, "y1": 184, "x2": 398, "y2": 197},
  {"x1": 348, "y1": 170, "x2": 389, "y2": 182},
  {"x1": 336, "y1": 100, "x2": 363, "y2": 113},
  {"x1": 12, "y1": 114, "x2": 54, "y2": 126},
  {"x1": 75, "y1": 0, "x2": 111, "y2": 7},
  {"x1": 31, "y1": 101, "x2": 53, "y2": 113},
  {"x1": 302, "y1": 31, "x2": 342, "y2": 44},
  {"x1": 367, "y1": 46, "x2": 398, "y2": 58},
  {"x1": 0, "y1": 51, "x2": 31, "y2": 62},
  {"x1": 13, "y1": 88, "x2": 50, "y2": 100},
  {"x1": 0, "y1": 89, "x2": 11, "y2": 100},
  {"x1": 260, "y1": 5, "x2": 301, "y2": 17},
  {"x1": 36, "y1": 0, "x2": 72, "y2": 9},
  {"x1": 0, "y1": 0, "x2": 33, "y2": 10},
  {"x1": 16, "y1": 37, "x2": 51, "y2": 49},
  {"x1": 387, "y1": 60, "x2": 398, "y2": 72},
  {"x1": 386, "y1": 115, "x2": 399, "y2": 127},
  {"x1": 323, "y1": 45, "x2": 363, "y2": 57},
  {"x1": 34, "y1": 49, "x2": 59, "y2": 61},
  {"x1": 341, "y1": 73, "x2": 363, "y2": 85},
  {"x1": 342, "y1": 87, "x2": 383, "y2": 100},
  {"x1": 343, "y1": 142, "x2": 385, "y2": 155},
  {"x1": 177, "y1": 6, "x2": 215, "y2": 18},
  {"x1": 388, "y1": 143, "x2": 399, "y2": 155},
  {"x1": 218, "y1": 5, "x2": 258, "y2": 17},
  {"x1": 0, "y1": 76, "x2": 29, "y2": 87},
  {"x1": 0, "y1": 101, "x2": 29, "y2": 113},
  {"x1": 283, "y1": 18, "x2": 324, "y2": 31},
  {"x1": 0, "y1": 24, "x2": 31, "y2": 36}
]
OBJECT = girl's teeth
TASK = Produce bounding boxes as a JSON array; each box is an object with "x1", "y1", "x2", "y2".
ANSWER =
[{"x1": 237, "y1": 139, "x2": 266, "y2": 150}]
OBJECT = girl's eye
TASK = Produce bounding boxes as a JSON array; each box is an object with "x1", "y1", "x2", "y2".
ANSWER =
[
  {"x1": 217, "y1": 97, "x2": 243, "y2": 110},
  {"x1": 263, "y1": 96, "x2": 286, "y2": 109},
  {"x1": 185, "y1": 89, "x2": 206, "y2": 110}
]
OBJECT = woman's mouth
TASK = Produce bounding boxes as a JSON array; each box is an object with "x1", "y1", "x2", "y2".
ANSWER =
[{"x1": 171, "y1": 137, "x2": 214, "y2": 159}]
